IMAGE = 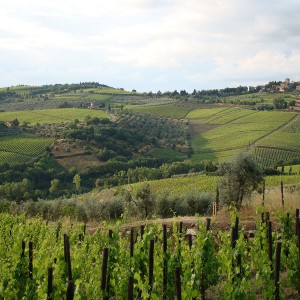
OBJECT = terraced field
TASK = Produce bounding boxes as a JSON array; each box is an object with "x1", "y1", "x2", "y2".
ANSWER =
[
  {"x1": 127, "y1": 104, "x2": 194, "y2": 118},
  {"x1": 255, "y1": 115, "x2": 300, "y2": 151},
  {"x1": 130, "y1": 173, "x2": 300, "y2": 197},
  {"x1": 0, "y1": 134, "x2": 54, "y2": 164},
  {"x1": 0, "y1": 108, "x2": 110, "y2": 124},
  {"x1": 187, "y1": 108, "x2": 297, "y2": 162}
]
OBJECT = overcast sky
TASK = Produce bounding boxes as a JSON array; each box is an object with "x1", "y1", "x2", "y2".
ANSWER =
[{"x1": 1, "y1": 0, "x2": 300, "y2": 92}]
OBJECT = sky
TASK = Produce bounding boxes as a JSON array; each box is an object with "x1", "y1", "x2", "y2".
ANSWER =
[{"x1": 1, "y1": 0, "x2": 300, "y2": 92}]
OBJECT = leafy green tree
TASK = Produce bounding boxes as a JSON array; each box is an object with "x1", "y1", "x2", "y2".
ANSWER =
[
  {"x1": 73, "y1": 174, "x2": 81, "y2": 193},
  {"x1": 218, "y1": 152, "x2": 264, "y2": 209},
  {"x1": 135, "y1": 183, "x2": 155, "y2": 218},
  {"x1": 273, "y1": 97, "x2": 287, "y2": 109},
  {"x1": 49, "y1": 179, "x2": 60, "y2": 195}
]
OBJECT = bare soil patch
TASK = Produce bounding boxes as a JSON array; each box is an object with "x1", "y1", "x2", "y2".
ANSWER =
[
  {"x1": 189, "y1": 123, "x2": 220, "y2": 136},
  {"x1": 56, "y1": 155, "x2": 101, "y2": 173}
]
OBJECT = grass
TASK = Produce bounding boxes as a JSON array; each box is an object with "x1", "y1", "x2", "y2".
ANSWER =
[
  {"x1": 186, "y1": 107, "x2": 227, "y2": 120},
  {"x1": 223, "y1": 92, "x2": 297, "y2": 105},
  {"x1": 128, "y1": 173, "x2": 300, "y2": 198},
  {"x1": 0, "y1": 108, "x2": 111, "y2": 124},
  {"x1": 128, "y1": 104, "x2": 193, "y2": 118},
  {"x1": 255, "y1": 115, "x2": 300, "y2": 151},
  {"x1": 129, "y1": 175, "x2": 218, "y2": 196},
  {"x1": 188, "y1": 108, "x2": 297, "y2": 162},
  {"x1": 148, "y1": 148, "x2": 188, "y2": 160}
]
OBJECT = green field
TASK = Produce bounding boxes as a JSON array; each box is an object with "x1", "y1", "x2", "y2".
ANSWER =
[
  {"x1": 131, "y1": 175, "x2": 218, "y2": 196},
  {"x1": 188, "y1": 108, "x2": 297, "y2": 162},
  {"x1": 148, "y1": 147, "x2": 188, "y2": 160},
  {"x1": 127, "y1": 104, "x2": 193, "y2": 118},
  {"x1": 130, "y1": 173, "x2": 300, "y2": 197},
  {"x1": 0, "y1": 134, "x2": 54, "y2": 164},
  {"x1": 223, "y1": 92, "x2": 297, "y2": 105},
  {"x1": 0, "y1": 108, "x2": 111, "y2": 125},
  {"x1": 186, "y1": 107, "x2": 228, "y2": 121},
  {"x1": 255, "y1": 115, "x2": 300, "y2": 151}
]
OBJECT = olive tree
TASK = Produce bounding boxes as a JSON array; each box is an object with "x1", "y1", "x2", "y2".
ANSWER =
[
  {"x1": 218, "y1": 152, "x2": 264, "y2": 209},
  {"x1": 135, "y1": 183, "x2": 155, "y2": 218}
]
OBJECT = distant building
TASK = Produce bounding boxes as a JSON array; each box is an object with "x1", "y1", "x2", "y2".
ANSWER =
[
  {"x1": 279, "y1": 78, "x2": 290, "y2": 92},
  {"x1": 88, "y1": 102, "x2": 95, "y2": 109}
]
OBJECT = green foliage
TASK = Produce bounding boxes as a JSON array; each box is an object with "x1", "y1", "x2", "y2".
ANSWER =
[
  {"x1": 0, "y1": 108, "x2": 111, "y2": 124},
  {"x1": 218, "y1": 153, "x2": 264, "y2": 209},
  {"x1": 273, "y1": 97, "x2": 287, "y2": 109},
  {"x1": 135, "y1": 183, "x2": 155, "y2": 218},
  {"x1": 128, "y1": 104, "x2": 193, "y2": 118},
  {"x1": 0, "y1": 134, "x2": 54, "y2": 165},
  {"x1": 73, "y1": 174, "x2": 81, "y2": 192},
  {"x1": 1, "y1": 212, "x2": 300, "y2": 298}
]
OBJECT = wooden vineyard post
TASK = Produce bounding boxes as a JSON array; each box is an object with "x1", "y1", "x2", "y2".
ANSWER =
[
  {"x1": 237, "y1": 253, "x2": 242, "y2": 279},
  {"x1": 175, "y1": 266, "x2": 182, "y2": 300},
  {"x1": 130, "y1": 228, "x2": 134, "y2": 259},
  {"x1": 65, "y1": 235, "x2": 72, "y2": 281},
  {"x1": 231, "y1": 227, "x2": 237, "y2": 249},
  {"x1": 297, "y1": 208, "x2": 300, "y2": 257},
  {"x1": 281, "y1": 181, "x2": 284, "y2": 208},
  {"x1": 65, "y1": 235, "x2": 74, "y2": 300},
  {"x1": 266, "y1": 212, "x2": 270, "y2": 223},
  {"x1": 127, "y1": 274, "x2": 134, "y2": 300},
  {"x1": 274, "y1": 242, "x2": 282, "y2": 300},
  {"x1": 187, "y1": 234, "x2": 193, "y2": 249},
  {"x1": 29, "y1": 241, "x2": 33, "y2": 280},
  {"x1": 64, "y1": 233, "x2": 67, "y2": 262},
  {"x1": 140, "y1": 225, "x2": 145, "y2": 239},
  {"x1": 296, "y1": 208, "x2": 299, "y2": 236},
  {"x1": 149, "y1": 239, "x2": 155, "y2": 295},
  {"x1": 235, "y1": 217, "x2": 239, "y2": 240},
  {"x1": 101, "y1": 247, "x2": 109, "y2": 299},
  {"x1": 163, "y1": 225, "x2": 168, "y2": 300},
  {"x1": 66, "y1": 280, "x2": 74, "y2": 300},
  {"x1": 106, "y1": 229, "x2": 113, "y2": 300},
  {"x1": 206, "y1": 218, "x2": 211, "y2": 232},
  {"x1": 21, "y1": 240, "x2": 26, "y2": 258},
  {"x1": 262, "y1": 179, "x2": 265, "y2": 207},
  {"x1": 268, "y1": 221, "x2": 273, "y2": 273},
  {"x1": 47, "y1": 267, "x2": 53, "y2": 300},
  {"x1": 213, "y1": 187, "x2": 219, "y2": 216}
]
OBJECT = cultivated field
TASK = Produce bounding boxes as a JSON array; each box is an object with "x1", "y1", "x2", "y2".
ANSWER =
[
  {"x1": 129, "y1": 173, "x2": 300, "y2": 198},
  {"x1": 187, "y1": 108, "x2": 297, "y2": 162},
  {"x1": 127, "y1": 104, "x2": 193, "y2": 118},
  {"x1": 0, "y1": 108, "x2": 110, "y2": 124},
  {"x1": 0, "y1": 134, "x2": 54, "y2": 164}
]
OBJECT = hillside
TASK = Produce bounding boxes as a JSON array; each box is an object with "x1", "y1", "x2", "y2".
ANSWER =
[{"x1": 0, "y1": 82, "x2": 300, "y2": 201}]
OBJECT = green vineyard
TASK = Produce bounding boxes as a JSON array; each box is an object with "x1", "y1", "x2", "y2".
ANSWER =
[
  {"x1": 0, "y1": 135, "x2": 54, "y2": 165},
  {"x1": 0, "y1": 108, "x2": 111, "y2": 125},
  {"x1": 252, "y1": 147, "x2": 300, "y2": 168},
  {"x1": 127, "y1": 104, "x2": 193, "y2": 119},
  {"x1": 0, "y1": 212, "x2": 299, "y2": 299}
]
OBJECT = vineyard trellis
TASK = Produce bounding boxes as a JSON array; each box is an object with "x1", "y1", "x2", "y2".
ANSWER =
[{"x1": 0, "y1": 209, "x2": 299, "y2": 299}]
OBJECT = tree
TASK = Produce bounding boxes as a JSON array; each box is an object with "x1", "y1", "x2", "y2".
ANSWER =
[
  {"x1": 218, "y1": 152, "x2": 264, "y2": 209},
  {"x1": 135, "y1": 183, "x2": 155, "y2": 218},
  {"x1": 49, "y1": 179, "x2": 60, "y2": 195},
  {"x1": 73, "y1": 174, "x2": 81, "y2": 193},
  {"x1": 273, "y1": 97, "x2": 287, "y2": 109}
]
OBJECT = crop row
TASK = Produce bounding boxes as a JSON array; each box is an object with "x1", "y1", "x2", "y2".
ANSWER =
[
  {"x1": 0, "y1": 135, "x2": 54, "y2": 164},
  {"x1": 0, "y1": 108, "x2": 110, "y2": 125},
  {"x1": 128, "y1": 104, "x2": 193, "y2": 119},
  {"x1": 0, "y1": 211, "x2": 299, "y2": 299},
  {"x1": 253, "y1": 147, "x2": 300, "y2": 167}
]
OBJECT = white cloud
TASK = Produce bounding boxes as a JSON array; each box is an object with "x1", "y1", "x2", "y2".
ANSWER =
[{"x1": 1, "y1": 0, "x2": 300, "y2": 90}]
